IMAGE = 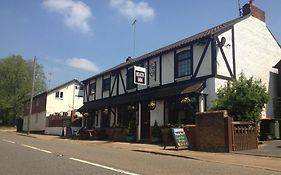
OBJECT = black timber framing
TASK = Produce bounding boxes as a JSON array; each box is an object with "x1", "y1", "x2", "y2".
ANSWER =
[
  {"x1": 193, "y1": 39, "x2": 211, "y2": 78},
  {"x1": 216, "y1": 74, "x2": 235, "y2": 81},
  {"x1": 159, "y1": 55, "x2": 162, "y2": 85},
  {"x1": 94, "y1": 80, "x2": 96, "y2": 100},
  {"x1": 173, "y1": 50, "x2": 177, "y2": 82},
  {"x1": 232, "y1": 26, "x2": 237, "y2": 79},
  {"x1": 147, "y1": 59, "x2": 150, "y2": 87},
  {"x1": 110, "y1": 73, "x2": 118, "y2": 97},
  {"x1": 154, "y1": 61, "x2": 157, "y2": 81},
  {"x1": 211, "y1": 37, "x2": 217, "y2": 76},
  {"x1": 216, "y1": 37, "x2": 234, "y2": 78},
  {"x1": 116, "y1": 72, "x2": 120, "y2": 95},
  {"x1": 119, "y1": 70, "x2": 127, "y2": 94},
  {"x1": 101, "y1": 75, "x2": 104, "y2": 99}
]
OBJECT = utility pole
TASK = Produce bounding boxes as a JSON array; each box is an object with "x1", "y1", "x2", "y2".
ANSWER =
[
  {"x1": 132, "y1": 19, "x2": 137, "y2": 58},
  {"x1": 27, "y1": 56, "x2": 36, "y2": 135}
]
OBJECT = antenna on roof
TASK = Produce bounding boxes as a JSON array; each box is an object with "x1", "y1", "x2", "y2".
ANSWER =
[
  {"x1": 132, "y1": 19, "x2": 137, "y2": 58},
  {"x1": 238, "y1": 0, "x2": 243, "y2": 16}
]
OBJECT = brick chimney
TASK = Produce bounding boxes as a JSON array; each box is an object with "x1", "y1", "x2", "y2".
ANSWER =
[{"x1": 242, "y1": 0, "x2": 265, "y2": 22}]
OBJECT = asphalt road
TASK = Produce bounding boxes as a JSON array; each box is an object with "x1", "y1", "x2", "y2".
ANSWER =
[{"x1": 0, "y1": 131, "x2": 280, "y2": 175}]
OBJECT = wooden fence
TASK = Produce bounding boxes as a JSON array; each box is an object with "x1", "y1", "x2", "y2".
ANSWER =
[{"x1": 232, "y1": 122, "x2": 258, "y2": 151}]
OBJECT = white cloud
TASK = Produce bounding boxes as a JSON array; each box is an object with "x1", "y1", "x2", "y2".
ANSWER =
[
  {"x1": 110, "y1": 0, "x2": 155, "y2": 21},
  {"x1": 43, "y1": 0, "x2": 92, "y2": 33},
  {"x1": 66, "y1": 58, "x2": 99, "y2": 72}
]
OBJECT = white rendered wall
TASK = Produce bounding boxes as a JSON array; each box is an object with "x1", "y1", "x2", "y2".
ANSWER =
[
  {"x1": 161, "y1": 52, "x2": 174, "y2": 85},
  {"x1": 193, "y1": 43, "x2": 212, "y2": 77},
  {"x1": 46, "y1": 83, "x2": 83, "y2": 116},
  {"x1": 23, "y1": 111, "x2": 46, "y2": 131},
  {"x1": 217, "y1": 29, "x2": 234, "y2": 77},
  {"x1": 234, "y1": 16, "x2": 281, "y2": 118},
  {"x1": 95, "y1": 77, "x2": 102, "y2": 100},
  {"x1": 150, "y1": 100, "x2": 164, "y2": 126}
]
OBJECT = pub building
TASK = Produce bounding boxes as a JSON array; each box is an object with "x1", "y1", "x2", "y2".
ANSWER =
[{"x1": 78, "y1": 1, "x2": 280, "y2": 142}]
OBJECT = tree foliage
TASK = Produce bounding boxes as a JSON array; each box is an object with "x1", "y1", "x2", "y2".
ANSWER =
[
  {"x1": 211, "y1": 73, "x2": 269, "y2": 122},
  {"x1": 0, "y1": 55, "x2": 46, "y2": 125}
]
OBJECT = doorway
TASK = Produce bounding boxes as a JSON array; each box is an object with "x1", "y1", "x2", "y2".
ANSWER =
[{"x1": 141, "y1": 102, "x2": 150, "y2": 141}]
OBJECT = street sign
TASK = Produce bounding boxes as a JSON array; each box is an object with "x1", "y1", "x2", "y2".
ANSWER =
[{"x1": 134, "y1": 66, "x2": 146, "y2": 85}]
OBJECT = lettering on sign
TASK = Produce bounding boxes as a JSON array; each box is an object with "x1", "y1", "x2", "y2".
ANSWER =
[{"x1": 134, "y1": 66, "x2": 146, "y2": 85}]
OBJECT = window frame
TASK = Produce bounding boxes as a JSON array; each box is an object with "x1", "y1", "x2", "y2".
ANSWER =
[
  {"x1": 89, "y1": 82, "x2": 96, "y2": 95},
  {"x1": 175, "y1": 49, "x2": 193, "y2": 78}
]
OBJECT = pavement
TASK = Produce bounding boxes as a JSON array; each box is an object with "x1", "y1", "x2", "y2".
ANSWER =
[{"x1": 5, "y1": 130, "x2": 281, "y2": 173}]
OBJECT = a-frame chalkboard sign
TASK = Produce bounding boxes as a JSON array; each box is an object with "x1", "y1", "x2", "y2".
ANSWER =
[{"x1": 171, "y1": 128, "x2": 189, "y2": 150}]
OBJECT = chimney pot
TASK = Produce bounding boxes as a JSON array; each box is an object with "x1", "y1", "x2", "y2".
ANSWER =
[{"x1": 250, "y1": 0, "x2": 255, "y2": 6}]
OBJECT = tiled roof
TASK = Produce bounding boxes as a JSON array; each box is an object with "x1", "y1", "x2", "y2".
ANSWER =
[
  {"x1": 47, "y1": 79, "x2": 83, "y2": 93},
  {"x1": 83, "y1": 14, "x2": 250, "y2": 83}
]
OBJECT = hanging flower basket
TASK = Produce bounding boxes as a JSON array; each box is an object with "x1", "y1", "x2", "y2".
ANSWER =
[
  {"x1": 148, "y1": 101, "x2": 156, "y2": 110},
  {"x1": 103, "y1": 108, "x2": 109, "y2": 115},
  {"x1": 127, "y1": 105, "x2": 137, "y2": 112},
  {"x1": 180, "y1": 97, "x2": 191, "y2": 104}
]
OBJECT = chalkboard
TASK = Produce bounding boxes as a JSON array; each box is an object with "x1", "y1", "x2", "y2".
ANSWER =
[{"x1": 171, "y1": 128, "x2": 189, "y2": 150}]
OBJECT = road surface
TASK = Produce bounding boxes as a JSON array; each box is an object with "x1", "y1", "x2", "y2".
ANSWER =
[{"x1": 0, "y1": 131, "x2": 280, "y2": 175}]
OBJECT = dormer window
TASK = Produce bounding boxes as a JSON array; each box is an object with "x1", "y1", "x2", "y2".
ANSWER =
[{"x1": 175, "y1": 50, "x2": 192, "y2": 78}]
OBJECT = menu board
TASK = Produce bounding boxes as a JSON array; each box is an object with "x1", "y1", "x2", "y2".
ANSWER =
[{"x1": 171, "y1": 128, "x2": 188, "y2": 149}]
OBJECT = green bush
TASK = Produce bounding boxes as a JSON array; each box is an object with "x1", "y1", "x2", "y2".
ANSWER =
[{"x1": 211, "y1": 73, "x2": 269, "y2": 122}]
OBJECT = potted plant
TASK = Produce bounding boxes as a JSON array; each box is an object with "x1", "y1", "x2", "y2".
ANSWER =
[
  {"x1": 151, "y1": 120, "x2": 161, "y2": 143},
  {"x1": 126, "y1": 122, "x2": 136, "y2": 142}
]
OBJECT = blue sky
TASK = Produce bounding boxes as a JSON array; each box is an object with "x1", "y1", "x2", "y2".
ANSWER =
[{"x1": 0, "y1": 0, "x2": 280, "y2": 89}]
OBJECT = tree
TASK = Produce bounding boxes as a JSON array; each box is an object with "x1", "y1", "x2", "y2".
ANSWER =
[
  {"x1": 0, "y1": 55, "x2": 46, "y2": 125},
  {"x1": 211, "y1": 73, "x2": 269, "y2": 122}
]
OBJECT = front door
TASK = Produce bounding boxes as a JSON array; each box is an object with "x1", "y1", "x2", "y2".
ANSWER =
[{"x1": 141, "y1": 102, "x2": 150, "y2": 140}]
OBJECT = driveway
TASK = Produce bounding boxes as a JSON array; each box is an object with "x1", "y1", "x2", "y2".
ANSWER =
[{"x1": 236, "y1": 140, "x2": 281, "y2": 158}]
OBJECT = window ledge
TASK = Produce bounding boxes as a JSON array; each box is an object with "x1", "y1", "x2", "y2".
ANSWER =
[{"x1": 175, "y1": 75, "x2": 192, "y2": 82}]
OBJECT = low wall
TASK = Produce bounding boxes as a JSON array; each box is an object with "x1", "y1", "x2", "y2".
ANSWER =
[
  {"x1": 195, "y1": 110, "x2": 232, "y2": 152},
  {"x1": 45, "y1": 127, "x2": 82, "y2": 136},
  {"x1": 184, "y1": 125, "x2": 196, "y2": 150}
]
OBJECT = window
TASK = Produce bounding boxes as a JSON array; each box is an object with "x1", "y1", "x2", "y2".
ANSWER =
[
  {"x1": 55, "y1": 91, "x2": 59, "y2": 98},
  {"x1": 102, "y1": 78, "x2": 111, "y2": 91},
  {"x1": 55, "y1": 91, "x2": 63, "y2": 99},
  {"x1": 89, "y1": 83, "x2": 96, "y2": 94},
  {"x1": 127, "y1": 68, "x2": 136, "y2": 90},
  {"x1": 175, "y1": 50, "x2": 192, "y2": 78},
  {"x1": 60, "y1": 92, "x2": 63, "y2": 98}
]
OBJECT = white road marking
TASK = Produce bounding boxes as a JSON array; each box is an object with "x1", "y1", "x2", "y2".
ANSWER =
[
  {"x1": 2, "y1": 139, "x2": 15, "y2": 144},
  {"x1": 21, "y1": 144, "x2": 52, "y2": 154},
  {"x1": 69, "y1": 157, "x2": 139, "y2": 175}
]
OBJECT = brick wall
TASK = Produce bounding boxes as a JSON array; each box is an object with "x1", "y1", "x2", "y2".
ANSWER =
[{"x1": 195, "y1": 110, "x2": 232, "y2": 152}]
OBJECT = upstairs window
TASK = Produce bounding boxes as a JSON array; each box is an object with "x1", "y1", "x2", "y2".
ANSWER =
[
  {"x1": 102, "y1": 78, "x2": 111, "y2": 92},
  {"x1": 89, "y1": 83, "x2": 96, "y2": 94},
  {"x1": 127, "y1": 68, "x2": 136, "y2": 90},
  {"x1": 175, "y1": 50, "x2": 192, "y2": 78},
  {"x1": 55, "y1": 91, "x2": 59, "y2": 98},
  {"x1": 55, "y1": 91, "x2": 63, "y2": 99},
  {"x1": 60, "y1": 92, "x2": 63, "y2": 98}
]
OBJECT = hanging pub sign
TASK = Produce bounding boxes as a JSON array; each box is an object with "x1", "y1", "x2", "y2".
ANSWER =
[{"x1": 134, "y1": 66, "x2": 146, "y2": 85}]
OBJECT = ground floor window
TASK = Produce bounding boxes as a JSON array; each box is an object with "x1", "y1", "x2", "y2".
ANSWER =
[
  {"x1": 117, "y1": 105, "x2": 137, "y2": 128},
  {"x1": 166, "y1": 96, "x2": 198, "y2": 126}
]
